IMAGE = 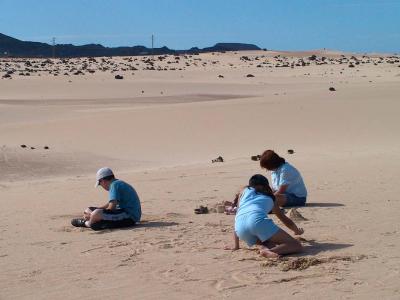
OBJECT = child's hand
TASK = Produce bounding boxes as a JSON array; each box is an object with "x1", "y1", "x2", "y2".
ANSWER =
[
  {"x1": 224, "y1": 245, "x2": 239, "y2": 251},
  {"x1": 294, "y1": 227, "x2": 304, "y2": 235}
]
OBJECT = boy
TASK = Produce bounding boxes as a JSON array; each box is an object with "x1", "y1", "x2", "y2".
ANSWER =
[{"x1": 71, "y1": 167, "x2": 141, "y2": 230}]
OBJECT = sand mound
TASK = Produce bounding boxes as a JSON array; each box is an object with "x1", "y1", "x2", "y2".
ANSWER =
[
  {"x1": 261, "y1": 255, "x2": 367, "y2": 271},
  {"x1": 286, "y1": 208, "x2": 308, "y2": 221}
]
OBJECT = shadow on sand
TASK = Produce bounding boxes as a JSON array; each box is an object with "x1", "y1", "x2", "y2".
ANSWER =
[
  {"x1": 300, "y1": 239, "x2": 353, "y2": 256},
  {"x1": 91, "y1": 220, "x2": 179, "y2": 234},
  {"x1": 306, "y1": 202, "x2": 345, "y2": 208}
]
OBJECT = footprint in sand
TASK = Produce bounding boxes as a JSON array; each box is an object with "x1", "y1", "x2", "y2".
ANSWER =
[{"x1": 151, "y1": 264, "x2": 197, "y2": 284}]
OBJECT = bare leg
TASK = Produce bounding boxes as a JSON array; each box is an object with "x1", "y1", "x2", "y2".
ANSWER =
[
  {"x1": 85, "y1": 209, "x2": 103, "y2": 227},
  {"x1": 83, "y1": 207, "x2": 94, "y2": 221},
  {"x1": 274, "y1": 193, "x2": 287, "y2": 207},
  {"x1": 256, "y1": 239, "x2": 277, "y2": 248},
  {"x1": 259, "y1": 246, "x2": 281, "y2": 258},
  {"x1": 256, "y1": 239, "x2": 280, "y2": 258},
  {"x1": 262, "y1": 229, "x2": 303, "y2": 256}
]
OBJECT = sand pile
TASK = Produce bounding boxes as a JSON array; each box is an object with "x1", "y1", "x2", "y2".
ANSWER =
[
  {"x1": 261, "y1": 255, "x2": 367, "y2": 271},
  {"x1": 286, "y1": 208, "x2": 308, "y2": 221}
]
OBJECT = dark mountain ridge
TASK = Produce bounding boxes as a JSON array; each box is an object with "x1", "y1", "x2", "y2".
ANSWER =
[{"x1": 0, "y1": 33, "x2": 261, "y2": 58}]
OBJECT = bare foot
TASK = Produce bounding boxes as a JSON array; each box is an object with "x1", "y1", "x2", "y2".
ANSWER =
[
  {"x1": 259, "y1": 248, "x2": 280, "y2": 258},
  {"x1": 224, "y1": 245, "x2": 239, "y2": 251}
]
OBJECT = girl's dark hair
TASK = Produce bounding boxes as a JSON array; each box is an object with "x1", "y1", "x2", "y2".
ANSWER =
[
  {"x1": 260, "y1": 150, "x2": 285, "y2": 170},
  {"x1": 248, "y1": 174, "x2": 275, "y2": 202}
]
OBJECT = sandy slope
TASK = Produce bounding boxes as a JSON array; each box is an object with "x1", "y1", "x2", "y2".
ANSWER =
[{"x1": 0, "y1": 51, "x2": 399, "y2": 299}]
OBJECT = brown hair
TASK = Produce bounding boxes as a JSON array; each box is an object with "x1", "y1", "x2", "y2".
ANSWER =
[{"x1": 260, "y1": 150, "x2": 285, "y2": 170}]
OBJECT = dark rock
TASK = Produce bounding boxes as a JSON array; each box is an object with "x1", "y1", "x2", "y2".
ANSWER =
[
  {"x1": 20, "y1": 144, "x2": 27, "y2": 148},
  {"x1": 329, "y1": 87, "x2": 336, "y2": 91},
  {"x1": 287, "y1": 149, "x2": 295, "y2": 154},
  {"x1": 251, "y1": 155, "x2": 261, "y2": 161},
  {"x1": 114, "y1": 74, "x2": 124, "y2": 79},
  {"x1": 218, "y1": 75, "x2": 224, "y2": 78},
  {"x1": 44, "y1": 146, "x2": 49, "y2": 150},
  {"x1": 308, "y1": 55, "x2": 317, "y2": 61},
  {"x1": 212, "y1": 156, "x2": 224, "y2": 163},
  {"x1": 246, "y1": 74, "x2": 255, "y2": 78}
]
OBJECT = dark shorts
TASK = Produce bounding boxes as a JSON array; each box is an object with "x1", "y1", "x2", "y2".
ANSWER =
[
  {"x1": 283, "y1": 193, "x2": 306, "y2": 207},
  {"x1": 87, "y1": 207, "x2": 136, "y2": 230}
]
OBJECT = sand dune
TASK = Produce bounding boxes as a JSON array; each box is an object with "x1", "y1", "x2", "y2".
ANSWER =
[{"x1": 1, "y1": 51, "x2": 400, "y2": 299}]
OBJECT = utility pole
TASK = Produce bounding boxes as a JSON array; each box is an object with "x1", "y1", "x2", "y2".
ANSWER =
[
  {"x1": 151, "y1": 34, "x2": 154, "y2": 59},
  {"x1": 52, "y1": 37, "x2": 56, "y2": 59}
]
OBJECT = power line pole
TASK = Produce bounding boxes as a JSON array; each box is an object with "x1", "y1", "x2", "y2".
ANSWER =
[
  {"x1": 52, "y1": 37, "x2": 56, "y2": 59},
  {"x1": 151, "y1": 34, "x2": 154, "y2": 59}
]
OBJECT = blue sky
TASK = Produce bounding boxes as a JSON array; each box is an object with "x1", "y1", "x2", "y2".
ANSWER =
[{"x1": 1, "y1": 0, "x2": 399, "y2": 53}]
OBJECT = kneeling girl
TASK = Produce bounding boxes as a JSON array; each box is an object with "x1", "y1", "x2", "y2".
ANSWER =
[{"x1": 227, "y1": 174, "x2": 303, "y2": 258}]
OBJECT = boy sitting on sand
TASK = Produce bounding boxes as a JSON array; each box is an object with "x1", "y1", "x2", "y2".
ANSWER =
[
  {"x1": 225, "y1": 174, "x2": 303, "y2": 258},
  {"x1": 260, "y1": 150, "x2": 307, "y2": 207},
  {"x1": 71, "y1": 167, "x2": 141, "y2": 230}
]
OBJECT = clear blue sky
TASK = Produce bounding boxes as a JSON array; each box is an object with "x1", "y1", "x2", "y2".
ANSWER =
[{"x1": 1, "y1": 0, "x2": 399, "y2": 53}]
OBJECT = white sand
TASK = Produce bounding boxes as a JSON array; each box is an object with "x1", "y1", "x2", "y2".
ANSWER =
[{"x1": 0, "y1": 51, "x2": 400, "y2": 299}]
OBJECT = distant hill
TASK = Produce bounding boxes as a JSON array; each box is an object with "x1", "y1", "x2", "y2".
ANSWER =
[{"x1": 0, "y1": 33, "x2": 261, "y2": 58}]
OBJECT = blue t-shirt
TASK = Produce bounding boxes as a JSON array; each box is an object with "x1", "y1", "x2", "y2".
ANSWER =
[
  {"x1": 271, "y1": 162, "x2": 307, "y2": 198},
  {"x1": 236, "y1": 187, "x2": 274, "y2": 219},
  {"x1": 109, "y1": 179, "x2": 141, "y2": 221}
]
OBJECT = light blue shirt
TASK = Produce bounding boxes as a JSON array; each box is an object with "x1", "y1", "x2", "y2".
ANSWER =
[
  {"x1": 109, "y1": 179, "x2": 141, "y2": 221},
  {"x1": 271, "y1": 162, "x2": 307, "y2": 198},
  {"x1": 236, "y1": 187, "x2": 274, "y2": 219}
]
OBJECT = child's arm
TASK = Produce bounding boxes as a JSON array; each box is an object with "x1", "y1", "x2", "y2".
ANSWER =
[
  {"x1": 224, "y1": 232, "x2": 240, "y2": 250},
  {"x1": 272, "y1": 203, "x2": 304, "y2": 235},
  {"x1": 275, "y1": 184, "x2": 288, "y2": 194},
  {"x1": 98, "y1": 200, "x2": 117, "y2": 210},
  {"x1": 233, "y1": 188, "x2": 245, "y2": 206}
]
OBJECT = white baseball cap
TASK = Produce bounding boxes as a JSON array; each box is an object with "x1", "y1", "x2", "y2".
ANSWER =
[{"x1": 95, "y1": 167, "x2": 114, "y2": 187}]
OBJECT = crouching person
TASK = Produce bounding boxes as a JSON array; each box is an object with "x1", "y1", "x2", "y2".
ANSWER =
[{"x1": 72, "y1": 167, "x2": 141, "y2": 230}]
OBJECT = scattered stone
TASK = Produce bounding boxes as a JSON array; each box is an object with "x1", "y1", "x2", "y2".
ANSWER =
[
  {"x1": 218, "y1": 75, "x2": 224, "y2": 78},
  {"x1": 329, "y1": 87, "x2": 336, "y2": 91},
  {"x1": 194, "y1": 206, "x2": 209, "y2": 214},
  {"x1": 30, "y1": 147, "x2": 35, "y2": 150},
  {"x1": 114, "y1": 75, "x2": 124, "y2": 79},
  {"x1": 44, "y1": 146, "x2": 49, "y2": 150},
  {"x1": 20, "y1": 144, "x2": 27, "y2": 148},
  {"x1": 251, "y1": 155, "x2": 261, "y2": 161},
  {"x1": 246, "y1": 74, "x2": 255, "y2": 78},
  {"x1": 212, "y1": 156, "x2": 224, "y2": 163},
  {"x1": 308, "y1": 55, "x2": 317, "y2": 61},
  {"x1": 287, "y1": 149, "x2": 295, "y2": 154}
]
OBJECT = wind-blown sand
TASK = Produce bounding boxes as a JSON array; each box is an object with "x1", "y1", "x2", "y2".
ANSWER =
[{"x1": 1, "y1": 51, "x2": 400, "y2": 299}]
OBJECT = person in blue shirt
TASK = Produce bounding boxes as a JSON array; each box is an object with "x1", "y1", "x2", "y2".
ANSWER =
[
  {"x1": 260, "y1": 150, "x2": 307, "y2": 207},
  {"x1": 225, "y1": 174, "x2": 303, "y2": 258},
  {"x1": 71, "y1": 167, "x2": 141, "y2": 230}
]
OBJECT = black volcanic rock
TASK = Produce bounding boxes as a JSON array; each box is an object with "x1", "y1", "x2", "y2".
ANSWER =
[{"x1": 0, "y1": 33, "x2": 261, "y2": 58}]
